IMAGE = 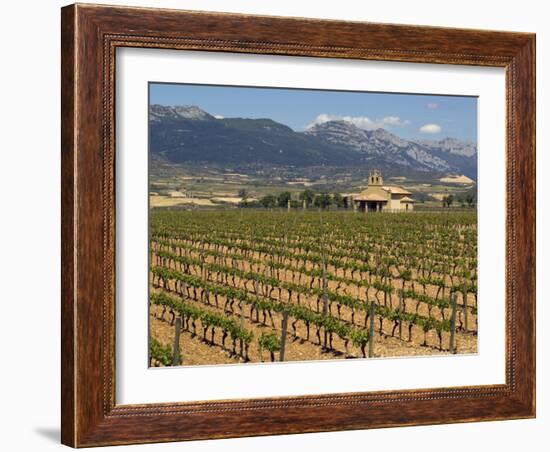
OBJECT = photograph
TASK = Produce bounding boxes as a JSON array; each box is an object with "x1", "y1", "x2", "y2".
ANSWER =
[
  {"x1": 148, "y1": 83, "x2": 479, "y2": 366},
  {"x1": 51, "y1": 1, "x2": 536, "y2": 447}
]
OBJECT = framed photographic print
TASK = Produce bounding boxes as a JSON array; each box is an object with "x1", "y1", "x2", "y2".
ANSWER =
[{"x1": 61, "y1": 3, "x2": 536, "y2": 447}]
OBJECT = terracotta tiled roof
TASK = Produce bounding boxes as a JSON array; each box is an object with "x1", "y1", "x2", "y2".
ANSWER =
[
  {"x1": 400, "y1": 196, "x2": 415, "y2": 203},
  {"x1": 383, "y1": 186, "x2": 412, "y2": 195},
  {"x1": 354, "y1": 193, "x2": 388, "y2": 202}
]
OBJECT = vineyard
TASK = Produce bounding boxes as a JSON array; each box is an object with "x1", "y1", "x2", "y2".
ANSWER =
[{"x1": 148, "y1": 210, "x2": 478, "y2": 366}]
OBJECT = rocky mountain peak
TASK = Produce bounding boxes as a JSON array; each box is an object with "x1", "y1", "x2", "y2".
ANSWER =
[
  {"x1": 416, "y1": 136, "x2": 477, "y2": 157},
  {"x1": 149, "y1": 104, "x2": 215, "y2": 122},
  {"x1": 149, "y1": 107, "x2": 477, "y2": 178},
  {"x1": 306, "y1": 120, "x2": 360, "y2": 133}
]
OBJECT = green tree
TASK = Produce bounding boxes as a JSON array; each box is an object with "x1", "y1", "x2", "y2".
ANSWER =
[
  {"x1": 277, "y1": 191, "x2": 292, "y2": 208},
  {"x1": 299, "y1": 189, "x2": 315, "y2": 208},
  {"x1": 259, "y1": 194, "x2": 277, "y2": 208},
  {"x1": 442, "y1": 194, "x2": 454, "y2": 208},
  {"x1": 332, "y1": 193, "x2": 345, "y2": 208},
  {"x1": 238, "y1": 188, "x2": 248, "y2": 207},
  {"x1": 314, "y1": 193, "x2": 332, "y2": 209}
]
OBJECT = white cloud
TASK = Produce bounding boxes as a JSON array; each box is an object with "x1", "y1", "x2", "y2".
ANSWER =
[
  {"x1": 308, "y1": 114, "x2": 409, "y2": 130},
  {"x1": 419, "y1": 123, "x2": 442, "y2": 134},
  {"x1": 426, "y1": 103, "x2": 439, "y2": 109},
  {"x1": 214, "y1": 115, "x2": 224, "y2": 119},
  {"x1": 381, "y1": 116, "x2": 410, "y2": 126}
]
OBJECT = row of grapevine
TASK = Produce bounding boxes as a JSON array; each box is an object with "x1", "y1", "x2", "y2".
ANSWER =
[{"x1": 149, "y1": 210, "x2": 477, "y2": 365}]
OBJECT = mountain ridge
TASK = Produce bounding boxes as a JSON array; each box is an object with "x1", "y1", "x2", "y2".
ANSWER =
[{"x1": 149, "y1": 104, "x2": 477, "y2": 179}]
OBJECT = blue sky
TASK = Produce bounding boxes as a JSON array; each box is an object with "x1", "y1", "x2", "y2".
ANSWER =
[{"x1": 150, "y1": 83, "x2": 477, "y2": 142}]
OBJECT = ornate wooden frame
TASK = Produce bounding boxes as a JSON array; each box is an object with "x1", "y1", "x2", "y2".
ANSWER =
[{"x1": 61, "y1": 3, "x2": 536, "y2": 447}]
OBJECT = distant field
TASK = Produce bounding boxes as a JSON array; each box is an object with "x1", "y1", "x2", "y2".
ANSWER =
[
  {"x1": 149, "y1": 165, "x2": 476, "y2": 210},
  {"x1": 149, "y1": 210, "x2": 478, "y2": 366}
]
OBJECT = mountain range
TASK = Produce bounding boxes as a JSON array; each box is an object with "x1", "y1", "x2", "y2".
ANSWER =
[{"x1": 149, "y1": 104, "x2": 477, "y2": 179}]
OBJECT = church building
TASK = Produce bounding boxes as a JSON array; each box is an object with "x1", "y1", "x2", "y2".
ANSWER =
[{"x1": 351, "y1": 170, "x2": 414, "y2": 212}]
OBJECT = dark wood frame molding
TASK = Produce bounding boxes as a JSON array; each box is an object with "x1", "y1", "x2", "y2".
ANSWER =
[{"x1": 61, "y1": 3, "x2": 536, "y2": 447}]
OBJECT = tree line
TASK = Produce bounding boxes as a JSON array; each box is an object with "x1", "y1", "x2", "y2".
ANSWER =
[
  {"x1": 239, "y1": 188, "x2": 348, "y2": 210},
  {"x1": 238, "y1": 187, "x2": 476, "y2": 210},
  {"x1": 441, "y1": 192, "x2": 476, "y2": 208}
]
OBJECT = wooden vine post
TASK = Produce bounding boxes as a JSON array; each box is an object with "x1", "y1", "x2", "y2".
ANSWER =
[
  {"x1": 462, "y1": 281, "x2": 469, "y2": 332},
  {"x1": 240, "y1": 291, "x2": 245, "y2": 358},
  {"x1": 398, "y1": 291, "x2": 404, "y2": 340},
  {"x1": 368, "y1": 301, "x2": 376, "y2": 358},
  {"x1": 449, "y1": 293, "x2": 458, "y2": 354},
  {"x1": 319, "y1": 214, "x2": 329, "y2": 348},
  {"x1": 172, "y1": 317, "x2": 181, "y2": 366},
  {"x1": 280, "y1": 311, "x2": 289, "y2": 361}
]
